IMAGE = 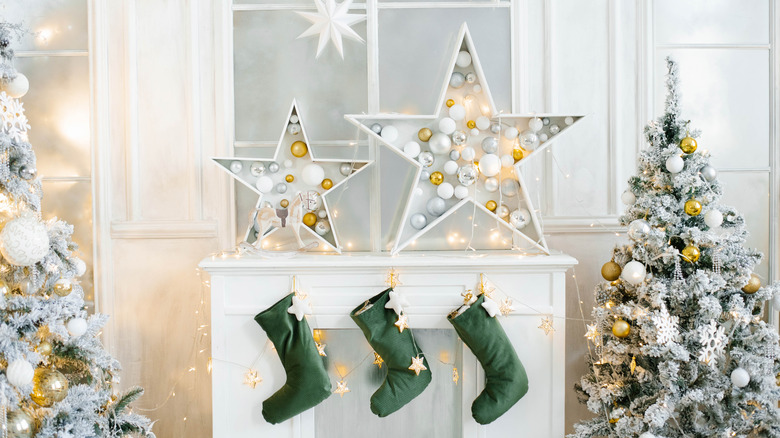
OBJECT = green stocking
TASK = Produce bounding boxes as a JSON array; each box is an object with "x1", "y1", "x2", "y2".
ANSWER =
[
  {"x1": 350, "y1": 288, "x2": 432, "y2": 417},
  {"x1": 254, "y1": 293, "x2": 331, "y2": 424},
  {"x1": 448, "y1": 295, "x2": 529, "y2": 425}
]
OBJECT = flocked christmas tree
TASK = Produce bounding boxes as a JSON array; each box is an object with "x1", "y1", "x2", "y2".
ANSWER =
[
  {"x1": 571, "y1": 58, "x2": 780, "y2": 438},
  {"x1": 0, "y1": 24, "x2": 153, "y2": 437}
]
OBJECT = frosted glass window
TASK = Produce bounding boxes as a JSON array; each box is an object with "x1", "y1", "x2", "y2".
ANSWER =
[
  {"x1": 15, "y1": 56, "x2": 91, "y2": 178},
  {"x1": 655, "y1": 0, "x2": 769, "y2": 46},
  {"x1": 3, "y1": 0, "x2": 89, "y2": 51},
  {"x1": 654, "y1": 49, "x2": 769, "y2": 170},
  {"x1": 233, "y1": 11, "x2": 368, "y2": 142},
  {"x1": 377, "y1": 9, "x2": 511, "y2": 114}
]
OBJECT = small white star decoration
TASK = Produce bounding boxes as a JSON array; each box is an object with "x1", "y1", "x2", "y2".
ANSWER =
[
  {"x1": 481, "y1": 296, "x2": 501, "y2": 318},
  {"x1": 295, "y1": 0, "x2": 366, "y2": 60},
  {"x1": 394, "y1": 314, "x2": 409, "y2": 333},
  {"x1": 539, "y1": 317, "x2": 555, "y2": 335},
  {"x1": 244, "y1": 369, "x2": 263, "y2": 389},
  {"x1": 315, "y1": 342, "x2": 327, "y2": 357},
  {"x1": 408, "y1": 356, "x2": 427, "y2": 376},
  {"x1": 385, "y1": 290, "x2": 409, "y2": 315},
  {"x1": 334, "y1": 379, "x2": 350, "y2": 397},
  {"x1": 288, "y1": 293, "x2": 313, "y2": 321}
]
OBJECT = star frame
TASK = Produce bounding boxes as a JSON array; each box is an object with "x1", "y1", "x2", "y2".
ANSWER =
[
  {"x1": 346, "y1": 23, "x2": 584, "y2": 254},
  {"x1": 214, "y1": 100, "x2": 372, "y2": 252}
]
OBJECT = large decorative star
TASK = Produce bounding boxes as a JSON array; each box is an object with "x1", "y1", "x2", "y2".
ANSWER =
[
  {"x1": 408, "y1": 356, "x2": 427, "y2": 376},
  {"x1": 295, "y1": 0, "x2": 366, "y2": 60},
  {"x1": 213, "y1": 100, "x2": 371, "y2": 252},
  {"x1": 346, "y1": 24, "x2": 583, "y2": 254}
]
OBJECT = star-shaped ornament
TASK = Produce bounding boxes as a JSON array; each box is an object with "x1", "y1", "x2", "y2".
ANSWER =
[
  {"x1": 244, "y1": 369, "x2": 263, "y2": 389},
  {"x1": 385, "y1": 290, "x2": 410, "y2": 315},
  {"x1": 408, "y1": 356, "x2": 427, "y2": 376},
  {"x1": 346, "y1": 24, "x2": 583, "y2": 254},
  {"x1": 288, "y1": 293, "x2": 313, "y2": 321},
  {"x1": 334, "y1": 379, "x2": 350, "y2": 397},
  {"x1": 584, "y1": 324, "x2": 600, "y2": 345},
  {"x1": 373, "y1": 352, "x2": 384, "y2": 369},
  {"x1": 385, "y1": 268, "x2": 402, "y2": 288},
  {"x1": 295, "y1": 0, "x2": 366, "y2": 60},
  {"x1": 394, "y1": 314, "x2": 409, "y2": 333},
  {"x1": 452, "y1": 367, "x2": 459, "y2": 385},
  {"x1": 481, "y1": 296, "x2": 500, "y2": 318},
  {"x1": 539, "y1": 317, "x2": 555, "y2": 335},
  {"x1": 478, "y1": 276, "x2": 495, "y2": 298},
  {"x1": 499, "y1": 298, "x2": 514, "y2": 316},
  {"x1": 214, "y1": 100, "x2": 371, "y2": 252},
  {"x1": 316, "y1": 342, "x2": 327, "y2": 357}
]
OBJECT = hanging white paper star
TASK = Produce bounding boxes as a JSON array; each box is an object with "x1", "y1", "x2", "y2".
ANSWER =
[
  {"x1": 295, "y1": 0, "x2": 366, "y2": 60},
  {"x1": 385, "y1": 290, "x2": 410, "y2": 315},
  {"x1": 481, "y1": 296, "x2": 500, "y2": 318},
  {"x1": 408, "y1": 356, "x2": 427, "y2": 376},
  {"x1": 288, "y1": 294, "x2": 313, "y2": 321}
]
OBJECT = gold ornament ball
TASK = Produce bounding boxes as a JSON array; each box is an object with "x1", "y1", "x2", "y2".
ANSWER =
[
  {"x1": 679, "y1": 136, "x2": 697, "y2": 154},
  {"x1": 684, "y1": 199, "x2": 702, "y2": 216},
  {"x1": 429, "y1": 171, "x2": 444, "y2": 186},
  {"x1": 6, "y1": 409, "x2": 34, "y2": 438},
  {"x1": 418, "y1": 128, "x2": 433, "y2": 142},
  {"x1": 742, "y1": 274, "x2": 761, "y2": 294},
  {"x1": 321, "y1": 178, "x2": 333, "y2": 190},
  {"x1": 31, "y1": 368, "x2": 69, "y2": 407},
  {"x1": 446, "y1": 99, "x2": 455, "y2": 108},
  {"x1": 467, "y1": 120, "x2": 476, "y2": 130},
  {"x1": 290, "y1": 141, "x2": 308, "y2": 158},
  {"x1": 512, "y1": 148, "x2": 524, "y2": 162},
  {"x1": 601, "y1": 261, "x2": 622, "y2": 281},
  {"x1": 279, "y1": 199, "x2": 289, "y2": 208},
  {"x1": 37, "y1": 340, "x2": 53, "y2": 356},
  {"x1": 53, "y1": 281, "x2": 72, "y2": 297},
  {"x1": 682, "y1": 245, "x2": 700, "y2": 263},
  {"x1": 285, "y1": 174, "x2": 294, "y2": 183},
  {"x1": 485, "y1": 200, "x2": 497, "y2": 212},
  {"x1": 612, "y1": 319, "x2": 630, "y2": 338},
  {"x1": 303, "y1": 212, "x2": 317, "y2": 227}
]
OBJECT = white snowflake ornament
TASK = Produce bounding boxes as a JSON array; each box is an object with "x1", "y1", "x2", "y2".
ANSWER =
[
  {"x1": 652, "y1": 308, "x2": 680, "y2": 346},
  {"x1": 698, "y1": 320, "x2": 726, "y2": 366},
  {"x1": 0, "y1": 91, "x2": 30, "y2": 142}
]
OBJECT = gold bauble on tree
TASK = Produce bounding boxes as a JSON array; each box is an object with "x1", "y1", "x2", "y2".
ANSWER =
[
  {"x1": 0, "y1": 279, "x2": 9, "y2": 295},
  {"x1": 485, "y1": 200, "x2": 497, "y2": 212},
  {"x1": 429, "y1": 171, "x2": 444, "y2": 186},
  {"x1": 37, "y1": 340, "x2": 53, "y2": 356},
  {"x1": 30, "y1": 367, "x2": 68, "y2": 407},
  {"x1": 321, "y1": 178, "x2": 333, "y2": 190},
  {"x1": 684, "y1": 199, "x2": 702, "y2": 216},
  {"x1": 418, "y1": 128, "x2": 432, "y2": 142},
  {"x1": 682, "y1": 245, "x2": 700, "y2": 263},
  {"x1": 290, "y1": 141, "x2": 308, "y2": 158},
  {"x1": 303, "y1": 212, "x2": 317, "y2": 227},
  {"x1": 279, "y1": 199, "x2": 289, "y2": 208},
  {"x1": 285, "y1": 174, "x2": 294, "y2": 183},
  {"x1": 446, "y1": 99, "x2": 455, "y2": 108},
  {"x1": 742, "y1": 274, "x2": 761, "y2": 294},
  {"x1": 679, "y1": 136, "x2": 697, "y2": 154},
  {"x1": 601, "y1": 261, "x2": 622, "y2": 281},
  {"x1": 612, "y1": 319, "x2": 630, "y2": 338},
  {"x1": 6, "y1": 409, "x2": 34, "y2": 438},
  {"x1": 53, "y1": 280, "x2": 72, "y2": 297}
]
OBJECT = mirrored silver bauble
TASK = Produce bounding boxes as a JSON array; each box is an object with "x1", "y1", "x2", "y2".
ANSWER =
[
  {"x1": 268, "y1": 162, "x2": 280, "y2": 173},
  {"x1": 339, "y1": 163, "x2": 353, "y2": 176},
  {"x1": 528, "y1": 117, "x2": 543, "y2": 132},
  {"x1": 509, "y1": 208, "x2": 531, "y2": 230},
  {"x1": 19, "y1": 166, "x2": 36, "y2": 180},
  {"x1": 426, "y1": 197, "x2": 447, "y2": 216},
  {"x1": 449, "y1": 149, "x2": 460, "y2": 161},
  {"x1": 465, "y1": 72, "x2": 476, "y2": 83},
  {"x1": 500, "y1": 179, "x2": 519, "y2": 197},
  {"x1": 452, "y1": 130, "x2": 467, "y2": 145},
  {"x1": 18, "y1": 279, "x2": 34, "y2": 295},
  {"x1": 287, "y1": 123, "x2": 301, "y2": 135},
  {"x1": 229, "y1": 161, "x2": 243, "y2": 174},
  {"x1": 275, "y1": 183, "x2": 288, "y2": 194},
  {"x1": 549, "y1": 124, "x2": 560, "y2": 135},
  {"x1": 542, "y1": 117, "x2": 550, "y2": 126},
  {"x1": 700, "y1": 165, "x2": 717, "y2": 182},
  {"x1": 249, "y1": 162, "x2": 266, "y2": 177},
  {"x1": 418, "y1": 151, "x2": 434, "y2": 167},
  {"x1": 6, "y1": 409, "x2": 34, "y2": 438},
  {"x1": 457, "y1": 164, "x2": 479, "y2": 186},
  {"x1": 497, "y1": 205, "x2": 510, "y2": 218},
  {"x1": 370, "y1": 123, "x2": 383, "y2": 134},
  {"x1": 484, "y1": 177, "x2": 499, "y2": 192},
  {"x1": 449, "y1": 72, "x2": 465, "y2": 89},
  {"x1": 314, "y1": 220, "x2": 330, "y2": 236},
  {"x1": 520, "y1": 130, "x2": 539, "y2": 149},
  {"x1": 410, "y1": 213, "x2": 427, "y2": 230},
  {"x1": 481, "y1": 137, "x2": 499, "y2": 154},
  {"x1": 627, "y1": 219, "x2": 651, "y2": 241},
  {"x1": 490, "y1": 123, "x2": 501, "y2": 134}
]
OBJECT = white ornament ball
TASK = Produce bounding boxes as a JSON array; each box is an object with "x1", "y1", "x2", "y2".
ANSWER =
[
  {"x1": 449, "y1": 150, "x2": 460, "y2": 161},
  {"x1": 470, "y1": 128, "x2": 480, "y2": 136},
  {"x1": 289, "y1": 115, "x2": 299, "y2": 124},
  {"x1": 229, "y1": 161, "x2": 243, "y2": 174},
  {"x1": 438, "y1": 118, "x2": 457, "y2": 135},
  {"x1": 314, "y1": 220, "x2": 330, "y2": 236},
  {"x1": 638, "y1": 434, "x2": 655, "y2": 438},
  {"x1": 504, "y1": 127, "x2": 519, "y2": 140},
  {"x1": 501, "y1": 155, "x2": 514, "y2": 168},
  {"x1": 621, "y1": 190, "x2": 636, "y2": 205},
  {"x1": 3, "y1": 73, "x2": 29, "y2": 98},
  {"x1": 472, "y1": 84, "x2": 482, "y2": 93},
  {"x1": 509, "y1": 208, "x2": 531, "y2": 230},
  {"x1": 497, "y1": 205, "x2": 510, "y2": 218},
  {"x1": 403, "y1": 141, "x2": 421, "y2": 158},
  {"x1": 6, "y1": 359, "x2": 34, "y2": 387},
  {"x1": 476, "y1": 116, "x2": 491, "y2": 131},
  {"x1": 429, "y1": 133, "x2": 452, "y2": 154},
  {"x1": 67, "y1": 318, "x2": 88, "y2": 337},
  {"x1": 622, "y1": 261, "x2": 646, "y2": 285},
  {"x1": 381, "y1": 125, "x2": 399, "y2": 142},
  {"x1": 461, "y1": 146, "x2": 476, "y2": 162},
  {"x1": 538, "y1": 133, "x2": 549, "y2": 142},
  {"x1": 456, "y1": 51, "x2": 472, "y2": 68},
  {"x1": 500, "y1": 179, "x2": 519, "y2": 197},
  {"x1": 410, "y1": 213, "x2": 427, "y2": 230},
  {"x1": 704, "y1": 210, "x2": 723, "y2": 229},
  {"x1": 255, "y1": 176, "x2": 274, "y2": 194},
  {"x1": 454, "y1": 185, "x2": 469, "y2": 199},
  {"x1": 426, "y1": 197, "x2": 447, "y2": 216},
  {"x1": 528, "y1": 117, "x2": 543, "y2": 132},
  {"x1": 283, "y1": 159, "x2": 294, "y2": 169},
  {"x1": 627, "y1": 219, "x2": 651, "y2": 241},
  {"x1": 73, "y1": 258, "x2": 87, "y2": 277},
  {"x1": 302, "y1": 163, "x2": 326, "y2": 186},
  {"x1": 449, "y1": 72, "x2": 466, "y2": 89},
  {"x1": 564, "y1": 116, "x2": 574, "y2": 125},
  {"x1": 449, "y1": 104, "x2": 466, "y2": 121},
  {"x1": 478, "y1": 154, "x2": 501, "y2": 177},
  {"x1": 665, "y1": 155, "x2": 684, "y2": 173},
  {"x1": 317, "y1": 210, "x2": 327, "y2": 219},
  {"x1": 483, "y1": 177, "x2": 499, "y2": 193},
  {"x1": 437, "y1": 183, "x2": 454, "y2": 200},
  {"x1": 339, "y1": 163, "x2": 353, "y2": 176},
  {"x1": 0, "y1": 215, "x2": 50, "y2": 266},
  {"x1": 730, "y1": 367, "x2": 750, "y2": 388},
  {"x1": 443, "y1": 160, "x2": 459, "y2": 175}
]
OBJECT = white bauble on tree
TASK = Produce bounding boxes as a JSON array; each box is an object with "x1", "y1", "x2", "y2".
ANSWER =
[
  {"x1": 638, "y1": 433, "x2": 655, "y2": 438},
  {"x1": 665, "y1": 155, "x2": 684, "y2": 173},
  {"x1": 704, "y1": 210, "x2": 723, "y2": 229},
  {"x1": 622, "y1": 261, "x2": 646, "y2": 285},
  {"x1": 730, "y1": 367, "x2": 750, "y2": 388},
  {"x1": 67, "y1": 317, "x2": 88, "y2": 337},
  {"x1": 3, "y1": 73, "x2": 29, "y2": 98},
  {"x1": 621, "y1": 190, "x2": 636, "y2": 205},
  {"x1": 0, "y1": 215, "x2": 50, "y2": 266},
  {"x1": 6, "y1": 359, "x2": 34, "y2": 387},
  {"x1": 73, "y1": 257, "x2": 87, "y2": 276}
]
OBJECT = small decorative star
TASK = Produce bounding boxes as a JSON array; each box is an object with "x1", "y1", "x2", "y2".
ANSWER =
[
  {"x1": 386, "y1": 269, "x2": 402, "y2": 289},
  {"x1": 452, "y1": 367, "x2": 459, "y2": 385},
  {"x1": 385, "y1": 290, "x2": 410, "y2": 315},
  {"x1": 316, "y1": 342, "x2": 327, "y2": 357},
  {"x1": 481, "y1": 297, "x2": 501, "y2": 318},
  {"x1": 499, "y1": 298, "x2": 514, "y2": 316},
  {"x1": 584, "y1": 324, "x2": 600, "y2": 345},
  {"x1": 394, "y1": 314, "x2": 409, "y2": 333},
  {"x1": 538, "y1": 317, "x2": 555, "y2": 335},
  {"x1": 288, "y1": 294, "x2": 313, "y2": 321},
  {"x1": 295, "y1": 0, "x2": 366, "y2": 60},
  {"x1": 478, "y1": 277, "x2": 495, "y2": 298},
  {"x1": 408, "y1": 356, "x2": 427, "y2": 376},
  {"x1": 461, "y1": 290, "x2": 476, "y2": 305},
  {"x1": 244, "y1": 369, "x2": 263, "y2": 389},
  {"x1": 334, "y1": 379, "x2": 350, "y2": 397},
  {"x1": 373, "y1": 352, "x2": 384, "y2": 369}
]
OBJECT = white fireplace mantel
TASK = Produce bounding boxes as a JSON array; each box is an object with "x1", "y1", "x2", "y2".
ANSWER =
[{"x1": 202, "y1": 252, "x2": 577, "y2": 438}]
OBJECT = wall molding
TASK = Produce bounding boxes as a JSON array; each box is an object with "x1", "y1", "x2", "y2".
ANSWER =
[{"x1": 110, "y1": 220, "x2": 219, "y2": 239}]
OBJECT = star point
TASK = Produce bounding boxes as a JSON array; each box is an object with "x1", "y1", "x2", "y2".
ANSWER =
[
  {"x1": 408, "y1": 356, "x2": 427, "y2": 376},
  {"x1": 334, "y1": 379, "x2": 350, "y2": 397},
  {"x1": 394, "y1": 314, "x2": 409, "y2": 333},
  {"x1": 244, "y1": 369, "x2": 263, "y2": 389}
]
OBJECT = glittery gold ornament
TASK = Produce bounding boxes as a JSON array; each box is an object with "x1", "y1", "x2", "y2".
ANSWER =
[
  {"x1": 679, "y1": 136, "x2": 697, "y2": 154},
  {"x1": 53, "y1": 279, "x2": 72, "y2": 297},
  {"x1": 512, "y1": 148, "x2": 524, "y2": 161},
  {"x1": 446, "y1": 99, "x2": 455, "y2": 108},
  {"x1": 30, "y1": 367, "x2": 68, "y2": 407},
  {"x1": 429, "y1": 171, "x2": 444, "y2": 185},
  {"x1": 682, "y1": 245, "x2": 700, "y2": 263},
  {"x1": 6, "y1": 409, "x2": 34, "y2": 438},
  {"x1": 285, "y1": 174, "x2": 294, "y2": 183},
  {"x1": 685, "y1": 199, "x2": 702, "y2": 216},
  {"x1": 601, "y1": 261, "x2": 622, "y2": 281},
  {"x1": 485, "y1": 200, "x2": 497, "y2": 212},
  {"x1": 467, "y1": 120, "x2": 476, "y2": 129},
  {"x1": 303, "y1": 212, "x2": 317, "y2": 227},
  {"x1": 36, "y1": 340, "x2": 53, "y2": 356},
  {"x1": 612, "y1": 319, "x2": 630, "y2": 338},
  {"x1": 290, "y1": 141, "x2": 308, "y2": 158},
  {"x1": 418, "y1": 128, "x2": 432, "y2": 142},
  {"x1": 0, "y1": 279, "x2": 9, "y2": 295},
  {"x1": 742, "y1": 274, "x2": 761, "y2": 294},
  {"x1": 280, "y1": 199, "x2": 289, "y2": 208},
  {"x1": 321, "y1": 178, "x2": 333, "y2": 190}
]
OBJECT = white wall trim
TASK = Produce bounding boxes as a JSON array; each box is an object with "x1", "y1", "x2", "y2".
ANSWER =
[{"x1": 110, "y1": 221, "x2": 219, "y2": 239}]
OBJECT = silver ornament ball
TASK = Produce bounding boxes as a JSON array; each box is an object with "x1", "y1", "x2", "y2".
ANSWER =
[
  {"x1": 520, "y1": 130, "x2": 539, "y2": 149},
  {"x1": 449, "y1": 72, "x2": 466, "y2": 89},
  {"x1": 483, "y1": 177, "x2": 499, "y2": 193},
  {"x1": 509, "y1": 208, "x2": 531, "y2": 230},
  {"x1": 465, "y1": 72, "x2": 476, "y2": 83},
  {"x1": 339, "y1": 163, "x2": 353, "y2": 176},
  {"x1": 700, "y1": 165, "x2": 717, "y2": 182},
  {"x1": 452, "y1": 130, "x2": 467, "y2": 146},
  {"x1": 275, "y1": 183, "x2": 288, "y2": 194},
  {"x1": 287, "y1": 123, "x2": 301, "y2": 135},
  {"x1": 314, "y1": 220, "x2": 331, "y2": 236},
  {"x1": 457, "y1": 164, "x2": 479, "y2": 186},
  {"x1": 426, "y1": 197, "x2": 447, "y2": 216},
  {"x1": 249, "y1": 162, "x2": 266, "y2": 177},
  {"x1": 500, "y1": 179, "x2": 519, "y2": 197},
  {"x1": 19, "y1": 166, "x2": 36, "y2": 180},
  {"x1": 370, "y1": 123, "x2": 383, "y2": 134},
  {"x1": 549, "y1": 124, "x2": 560, "y2": 135},
  {"x1": 418, "y1": 151, "x2": 435, "y2": 167},
  {"x1": 449, "y1": 149, "x2": 461, "y2": 161},
  {"x1": 268, "y1": 162, "x2": 280, "y2": 173},
  {"x1": 229, "y1": 161, "x2": 243, "y2": 174},
  {"x1": 627, "y1": 219, "x2": 651, "y2": 241},
  {"x1": 481, "y1": 137, "x2": 499, "y2": 154},
  {"x1": 410, "y1": 213, "x2": 428, "y2": 230},
  {"x1": 490, "y1": 123, "x2": 501, "y2": 134}
]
